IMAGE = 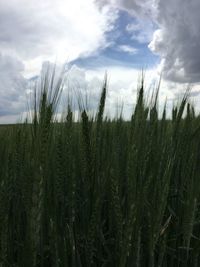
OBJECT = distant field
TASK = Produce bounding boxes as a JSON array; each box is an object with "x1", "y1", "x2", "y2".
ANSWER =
[
  {"x1": 0, "y1": 124, "x2": 15, "y2": 127},
  {"x1": 0, "y1": 74, "x2": 200, "y2": 267}
]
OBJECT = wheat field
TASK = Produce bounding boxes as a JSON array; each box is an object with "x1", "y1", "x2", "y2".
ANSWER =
[{"x1": 0, "y1": 72, "x2": 200, "y2": 267}]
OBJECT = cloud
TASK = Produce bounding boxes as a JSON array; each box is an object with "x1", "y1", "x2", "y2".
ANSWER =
[
  {"x1": 0, "y1": 0, "x2": 118, "y2": 122},
  {"x1": 126, "y1": 20, "x2": 156, "y2": 44},
  {"x1": 117, "y1": 45, "x2": 138, "y2": 54},
  {"x1": 96, "y1": 0, "x2": 154, "y2": 17},
  {"x1": 65, "y1": 64, "x2": 139, "y2": 118},
  {"x1": 84, "y1": 64, "x2": 163, "y2": 117},
  {"x1": 35, "y1": 63, "x2": 162, "y2": 120},
  {"x1": 0, "y1": 54, "x2": 27, "y2": 120},
  {"x1": 63, "y1": 64, "x2": 200, "y2": 120},
  {"x1": 0, "y1": 57, "x2": 181, "y2": 124},
  {"x1": 0, "y1": 0, "x2": 117, "y2": 75},
  {"x1": 3, "y1": 0, "x2": 200, "y2": 123},
  {"x1": 148, "y1": 0, "x2": 200, "y2": 83},
  {"x1": 99, "y1": 0, "x2": 200, "y2": 84},
  {"x1": 97, "y1": 0, "x2": 156, "y2": 43}
]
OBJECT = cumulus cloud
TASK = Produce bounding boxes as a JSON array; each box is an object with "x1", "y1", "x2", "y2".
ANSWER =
[
  {"x1": 34, "y1": 63, "x2": 160, "y2": 120},
  {"x1": 3, "y1": 0, "x2": 200, "y2": 123},
  {"x1": 126, "y1": 20, "x2": 155, "y2": 44},
  {"x1": 96, "y1": 0, "x2": 154, "y2": 17},
  {"x1": 99, "y1": 0, "x2": 200, "y2": 84},
  {"x1": 0, "y1": 0, "x2": 117, "y2": 73},
  {"x1": 85, "y1": 65, "x2": 161, "y2": 117},
  {"x1": 0, "y1": 54, "x2": 27, "y2": 119},
  {"x1": 148, "y1": 0, "x2": 200, "y2": 83},
  {"x1": 97, "y1": 0, "x2": 156, "y2": 43},
  {"x1": 66, "y1": 64, "x2": 200, "y2": 119}
]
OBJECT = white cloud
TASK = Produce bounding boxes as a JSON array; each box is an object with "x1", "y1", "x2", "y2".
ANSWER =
[
  {"x1": 99, "y1": 0, "x2": 200, "y2": 84},
  {"x1": 34, "y1": 63, "x2": 164, "y2": 121},
  {"x1": 1, "y1": 58, "x2": 191, "y2": 124},
  {"x1": 66, "y1": 64, "x2": 200, "y2": 119},
  {"x1": 126, "y1": 21, "x2": 155, "y2": 44},
  {"x1": 2, "y1": 0, "x2": 200, "y2": 123},
  {"x1": 0, "y1": 0, "x2": 118, "y2": 122},
  {"x1": 117, "y1": 45, "x2": 138, "y2": 54},
  {"x1": 84, "y1": 64, "x2": 163, "y2": 118},
  {"x1": 0, "y1": 0, "x2": 117, "y2": 75}
]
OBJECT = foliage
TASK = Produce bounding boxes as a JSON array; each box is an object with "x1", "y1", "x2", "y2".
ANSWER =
[{"x1": 0, "y1": 72, "x2": 200, "y2": 266}]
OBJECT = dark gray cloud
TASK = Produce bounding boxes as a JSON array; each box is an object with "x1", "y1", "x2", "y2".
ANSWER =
[
  {"x1": 96, "y1": 0, "x2": 153, "y2": 17},
  {"x1": 148, "y1": 0, "x2": 200, "y2": 83},
  {"x1": 0, "y1": 54, "x2": 27, "y2": 117}
]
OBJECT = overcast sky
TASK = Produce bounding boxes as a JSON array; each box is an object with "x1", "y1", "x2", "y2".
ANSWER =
[{"x1": 0, "y1": 0, "x2": 200, "y2": 123}]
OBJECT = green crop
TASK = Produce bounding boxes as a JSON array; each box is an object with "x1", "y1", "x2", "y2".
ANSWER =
[{"x1": 0, "y1": 71, "x2": 200, "y2": 267}]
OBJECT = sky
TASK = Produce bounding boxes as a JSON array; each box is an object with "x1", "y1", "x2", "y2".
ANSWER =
[{"x1": 0, "y1": 0, "x2": 200, "y2": 123}]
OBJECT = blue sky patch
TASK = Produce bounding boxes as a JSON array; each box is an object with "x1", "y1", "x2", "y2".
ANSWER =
[{"x1": 71, "y1": 9, "x2": 159, "y2": 70}]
